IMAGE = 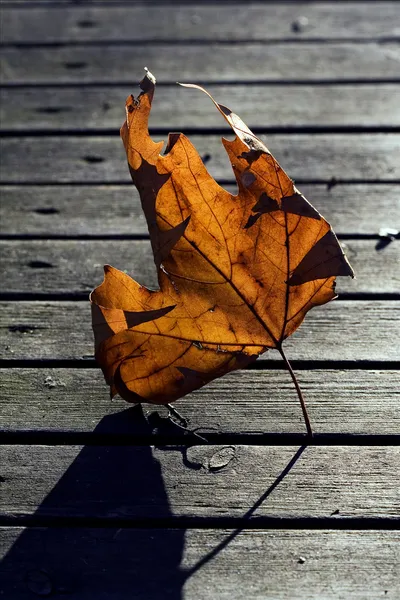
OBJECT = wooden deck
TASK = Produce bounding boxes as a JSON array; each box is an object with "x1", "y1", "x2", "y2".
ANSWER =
[{"x1": 0, "y1": 1, "x2": 399, "y2": 598}]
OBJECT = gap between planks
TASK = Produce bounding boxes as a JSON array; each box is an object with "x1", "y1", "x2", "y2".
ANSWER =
[
  {"x1": 3, "y1": 79, "x2": 400, "y2": 88},
  {"x1": 0, "y1": 516, "x2": 398, "y2": 530},
  {"x1": 3, "y1": 127, "x2": 400, "y2": 136},
  {"x1": 0, "y1": 360, "x2": 399, "y2": 370},
  {"x1": 1, "y1": 433, "x2": 400, "y2": 448}
]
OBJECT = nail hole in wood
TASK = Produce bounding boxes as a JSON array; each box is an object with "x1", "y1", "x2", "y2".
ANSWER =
[
  {"x1": 35, "y1": 107, "x2": 71, "y2": 114},
  {"x1": 82, "y1": 155, "x2": 104, "y2": 164},
  {"x1": 77, "y1": 20, "x2": 96, "y2": 28},
  {"x1": 64, "y1": 62, "x2": 87, "y2": 70},
  {"x1": 28, "y1": 261, "x2": 54, "y2": 269},
  {"x1": 8, "y1": 324, "x2": 42, "y2": 334},
  {"x1": 34, "y1": 207, "x2": 59, "y2": 215}
]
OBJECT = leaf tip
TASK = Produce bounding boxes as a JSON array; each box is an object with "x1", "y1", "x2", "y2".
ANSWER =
[
  {"x1": 139, "y1": 68, "x2": 156, "y2": 95},
  {"x1": 143, "y1": 67, "x2": 156, "y2": 84}
]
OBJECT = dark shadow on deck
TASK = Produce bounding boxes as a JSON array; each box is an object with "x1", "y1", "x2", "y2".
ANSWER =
[{"x1": 0, "y1": 406, "x2": 186, "y2": 599}]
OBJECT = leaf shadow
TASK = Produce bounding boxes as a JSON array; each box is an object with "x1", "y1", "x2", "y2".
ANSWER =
[
  {"x1": 0, "y1": 406, "x2": 186, "y2": 600},
  {"x1": 375, "y1": 238, "x2": 393, "y2": 251},
  {"x1": 1, "y1": 406, "x2": 307, "y2": 597},
  {"x1": 153, "y1": 422, "x2": 307, "y2": 582},
  {"x1": 182, "y1": 444, "x2": 307, "y2": 581},
  {"x1": 137, "y1": 413, "x2": 308, "y2": 581}
]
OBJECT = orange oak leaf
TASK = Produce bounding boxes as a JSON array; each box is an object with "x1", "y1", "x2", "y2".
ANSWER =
[{"x1": 90, "y1": 69, "x2": 354, "y2": 429}]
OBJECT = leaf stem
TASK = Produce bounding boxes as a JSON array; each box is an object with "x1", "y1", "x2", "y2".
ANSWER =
[
  {"x1": 276, "y1": 344, "x2": 313, "y2": 437},
  {"x1": 166, "y1": 403, "x2": 188, "y2": 428},
  {"x1": 166, "y1": 404, "x2": 209, "y2": 443}
]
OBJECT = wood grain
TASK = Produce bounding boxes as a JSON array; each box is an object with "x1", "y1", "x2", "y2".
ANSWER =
[
  {"x1": 1, "y1": 368, "x2": 399, "y2": 435},
  {"x1": 1, "y1": 134, "x2": 399, "y2": 183},
  {"x1": 2, "y1": 43, "x2": 399, "y2": 84},
  {"x1": 2, "y1": 3, "x2": 399, "y2": 43},
  {"x1": 1, "y1": 528, "x2": 398, "y2": 600},
  {"x1": 1, "y1": 184, "x2": 399, "y2": 236},
  {"x1": 1, "y1": 444, "x2": 399, "y2": 518},
  {"x1": 0, "y1": 239, "x2": 398, "y2": 295},
  {"x1": 1, "y1": 301, "x2": 399, "y2": 362},
  {"x1": 3, "y1": 85, "x2": 400, "y2": 130},
  {"x1": 1, "y1": 1, "x2": 398, "y2": 598}
]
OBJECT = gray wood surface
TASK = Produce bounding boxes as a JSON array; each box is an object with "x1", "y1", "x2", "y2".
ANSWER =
[
  {"x1": 1, "y1": 528, "x2": 398, "y2": 600},
  {"x1": 1, "y1": 444, "x2": 399, "y2": 518},
  {"x1": 1, "y1": 368, "x2": 399, "y2": 435},
  {"x1": 2, "y1": 134, "x2": 399, "y2": 183},
  {"x1": 3, "y1": 3, "x2": 399, "y2": 43},
  {"x1": 0, "y1": 239, "x2": 398, "y2": 295},
  {"x1": 2, "y1": 43, "x2": 399, "y2": 84},
  {"x1": 1, "y1": 301, "x2": 399, "y2": 362},
  {"x1": 1, "y1": 184, "x2": 399, "y2": 236},
  {"x1": 1, "y1": 1, "x2": 399, "y2": 598},
  {"x1": 3, "y1": 84, "x2": 400, "y2": 130}
]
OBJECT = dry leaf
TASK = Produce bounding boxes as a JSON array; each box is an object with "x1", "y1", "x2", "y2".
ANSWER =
[{"x1": 90, "y1": 69, "x2": 354, "y2": 411}]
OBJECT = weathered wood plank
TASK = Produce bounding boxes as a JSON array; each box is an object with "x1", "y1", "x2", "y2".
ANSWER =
[
  {"x1": 3, "y1": 85, "x2": 400, "y2": 130},
  {"x1": 1, "y1": 184, "x2": 399, "y2": 236},
  {"x1": 1, "y1": 528, "x2": 398, "y2": 600},
  {"x1": 0, "y1": 239, "x2": 398, "y2": 295},
  {"x1": 1, "y1": 445, "x2": 399, "y2": 518},
  {"x1": 2, "y1": 43, "x2": 399, "y2": 84},
  {"x1": 3, "y1": 3, "x2": 399, "y2": 43},
  {"x1": 1, "y1": 301, "x2": 398, "y2": 362},
  {"x1": 1, "y1": 368, "x2": 399, "y2": 435},
  {"x1": 1, "y1": 135, "x2": 399, "y2": 182}
]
